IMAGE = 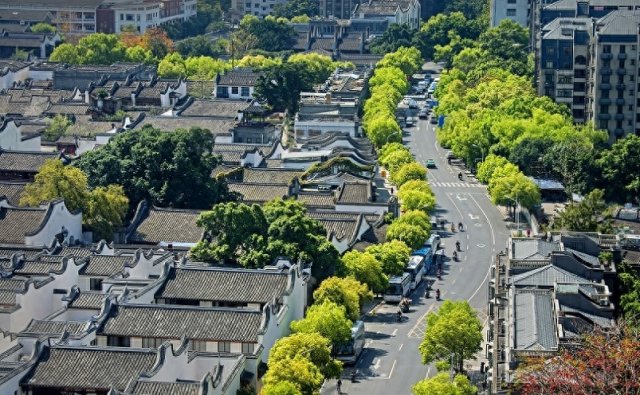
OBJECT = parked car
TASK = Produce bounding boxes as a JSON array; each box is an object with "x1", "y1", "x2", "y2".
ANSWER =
[
  {"x1": 418, "y1": 109, "x2": 429, "y2": 119},
  {"x1": 430, "y1": 116, "x2": 438, "y2": 124}
]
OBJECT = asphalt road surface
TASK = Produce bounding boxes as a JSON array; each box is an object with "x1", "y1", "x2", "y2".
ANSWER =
[{"x1": 323, "y1": 110, "x2": 510, "y2": 395}]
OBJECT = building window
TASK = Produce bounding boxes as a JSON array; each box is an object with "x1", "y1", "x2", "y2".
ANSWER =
[
  {"x1": 89, "y1": 278, "x2": 102, "y2": 291},
  {"x1": 231, "y1": 86, "x2": 239, "y2": 94},
  {"x1": 631, "y1": 90, "x2": 635, "y2": 96},
  {"x1": 620, "y1": 60, "x2": 625, "y2": 69},
  {"x1": 620, "y1": 45, "x2": 626, "y2": 54},
  {"x1": 506, "y1": 9, "x2": 516, "y2": 16},
  {"x1": 107, "y1": 336, "x2": 130, "y2": 347},
  {"x1": 603, "y1": 45, "x2": 612, "y2": 54},
  {"x1": 507, "y1": 0, "x2": 516, "y2": 3},
  {"x1": 218, "y1": 342, "x2": 231, "y2": 353},
  {"x1": 601, "y1": 90, "x2": 610, "y2": 99},
  {"x1": 602, "y1": 75, "x2": 610, "y2": 83},
  {"x1": 241, "y1": 87, "x2": 250, "y2": 97},
  {"x1": 142, "y1": 337, "x2": 164, "y2": 348},
  {"x1": 190, "y1": 340, "x2": 207, "y2": 352},
  {"x1": 600, "y1": 105, "x2": 609, "y2": 114},
  {"x1": 242, "y1": 342, "x2": 255, "y2": 354},
  {"x1": 599, "y1": 120, "x2": 609, "y2": 129}
]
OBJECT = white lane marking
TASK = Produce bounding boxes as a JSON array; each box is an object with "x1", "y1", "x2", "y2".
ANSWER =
[
  {"x1": 468, "y1": 193, "x2": 496, "y2": 246},
  {"x1": 398, "y1": 343, "x2": 404, "y2": 351},
  {"x1": 477, "y1": 243, "x2": 486, "y2": 248},
  {"x1": 388, "y1": 360, "x2": 397, "y2": 379},
  {"x1": 452, "y1": 279, "x2": 457, "y2": 285},
  {"x1": 456, "y1": 193, "x2": 467, "y2": 201},
  {"x1": 391, "y1": 328, "x2": 398, "y2": 337},
  {"x1": 468, "y1": 213, "x2": 479, "y2": 220},
  {"x1": 425, "y1": 365, "x2": 432, "y2": 379},
  {"x1": 373, "y1": 358, "x2": 381, "y2": 371}
]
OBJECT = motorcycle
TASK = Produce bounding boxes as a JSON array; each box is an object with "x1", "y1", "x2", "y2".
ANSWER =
[
  {"x1": 453, "y1": 251, "x2": 458, "y2": 262},
  {"x1": 451, "y1": 223, "x2": 455, "y2": 232},
  {"x1": 458, "y1": 222, "x2": 464, "y2": 231},
  {"x1": 456, "y1": 241, "x2": 461, "y2": 251},
  {"x1": 399, "y1": 298, "x2": 411, "y2": 313},
  {"x1": 458, "y1": 172, "x2": 463, "y2": 180},
  {"x1": 435, "y1": 289, "x2": 441, "y2": 300},
  {"x1": 436, "y1": 268, "x2": 442, "y2": 280}
]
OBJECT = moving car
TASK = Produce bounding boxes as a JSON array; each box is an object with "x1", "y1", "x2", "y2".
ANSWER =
[
  {"x1": 430, "y1": 116, "x2": 438, "y2": 124},
  {"x1": 418, "y1": 109, "x2": 429, "y2": 119},
  {"x1": 425, "y1": 159, "x2": 436, "y2": 168}
]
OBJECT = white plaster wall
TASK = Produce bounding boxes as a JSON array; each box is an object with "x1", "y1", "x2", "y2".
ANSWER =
[
  {"x1": 28, "y1": 69, "x2": 54, "y2": 82},
  {"x1": 335, "y1": 203, "x2": 388, "y2": 215},
  {"x1": 294, "y1": 120, "x2": 356, "y2": 137},
  {"x1": 25, "y1": 202, "x2": 82, "y2": 247},
  {"x1": 0, "y1": 121, "x2": 41, "y2": 151}
]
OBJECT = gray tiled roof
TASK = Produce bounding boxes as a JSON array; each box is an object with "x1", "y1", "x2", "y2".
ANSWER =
[
  {"x1": 99, "y1": 304, "x2": 263, "y2": 342},
  {"x1": 80, "y1": 255, "x2": 132, "y2": 276},
  {"x1": 596, "y1": 10, "x2": 640, "y2": 36},
  {"x1": 337, "y1": 182, "x2": 371, "y2": 204},
  {"x1": 511, "y1": 239, "x2": 560, "y2": 260},
  {"x1": 510, "y1": 264, "x2": 586, "y2": 287},
  {"x1": 179, "y1": 99, "x2": 248, "y2": 118},
  {"x1": 0, "y1": 290, "x2": 17, "y2": 306},
  {"x1": 46, "y1": 103, "x2": 90, "y2": 115},
  {"x1": 0, "y1": 181, "x2": 27, "y2": 205},
  {"x1": 0, "y1": 150, "x2": 58, "y2": 173},
  {"x1": 0, "y1": 278, "x2": 27, "y2": 291},
  {"x1": 129, "y1": 207, "x2": 203, "y2": 244},
  {"x1": 514, "y1": 290, "x2": 558, "y2": 351},
  {"x1": 242, "y1": 168, "x2": 303, "y2": 184},
  {"x1": 308, "y1": 212, "x2": 364, "y2": 242},
  {"x1": 0, "y1": 246, "x2": 42, "y2": 259},
  {"x1": 53, "y1": 246, "x2": 95, "y2": 260},
  {"x1": 137, "y1": 118, "x2": 237, "y2": 135},
  {"x1": 217, "y1": 68, "x2": 263, "y2": 87},
  {"x1": 14, "y1": 258, "x2": 64, "y2": 275},
  {"x1": 24, "y1": 347, "x2": 157, "y2": 391},
  {"x1": 543, "y1": 0, "x2": 576, "y2": 11},
  {"x1": 296, "y1": 192, "x2": 336, "y2": 208},
  {"x1": 130, "y1": 381, "x2": 201, "y2": 395},
  {"x1": 228, "y1": 183, "x2": 290, "y2": 204},
  {"x1": 69, "y1": 291, "x2": 106, "y2": 310},
  {"x1": 22, "y1": 319, "x2": 86, "y2": 336},
  {"x1": 565, "y1": 248, "x2": 600, "y2": 267},
  {"x1": 0, "y1": 206, "x2": 48, "y2": 244},
  {"x1": 156, "y1": 267, "x2": 289, "y2": 304}
]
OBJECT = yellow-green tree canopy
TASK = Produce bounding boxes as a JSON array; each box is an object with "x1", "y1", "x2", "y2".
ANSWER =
[
  {"x1": 419, "y1": 300, "x2": 483, "y2": 373},
  {"x1": 365, "y1": 240, "x2": 412, "y2": 277},
  {"x1": 313, "y1": 276, "x2": 372, "y2": 321},
  {"x1": 341, "y1": 250, "x2": 388, "y2": 294},
  {"x1": 386, "y1": 221, "x2": 429, "y2": 250},
  {"x1": 290, "y1": 301, "x2": 352, "y2": 345},
  {"x1": 413, "y1": 372, "x2": 477, "y2": 395},
  {"x1": 262, "y1": 356, "x2": 324, "y2": 395},
  {"x1": 392, "y1": 162, "x2": 427, "y2": 187},
  {"x1": 268, "y1": 332, "x2": 342, "y2": 379}
]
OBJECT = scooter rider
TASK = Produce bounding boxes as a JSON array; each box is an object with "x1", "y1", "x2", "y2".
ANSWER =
[
  {"x1": 456, "y1": 240, "x2": 461, "y2": 251},
  {"x1": 453, "y1": 250, "x2": 458, "y2": 261},
  {"x1": 436, "y1": 289, "x2": 441, "y2": 300},
  {"x1": 458, "y1": 172, "x2": 463, "y2": 180}
]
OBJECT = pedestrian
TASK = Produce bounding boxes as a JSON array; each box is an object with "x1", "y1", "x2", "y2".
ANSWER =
[{"x1": 337, "y1": 379, "x2": 342, "y2": 394}]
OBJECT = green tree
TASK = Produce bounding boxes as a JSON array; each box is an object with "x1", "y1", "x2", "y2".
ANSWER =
[
  {"x1": 44, "y1": 114, "x2": 71, "y2": 141},
  {"x1": 489, "y1": 170, "x2": 541, "y2": 212},
  {"x1": 288, "y1": 53, "x2": 340, "y2": 84},
  {"x1": 381, "y1": 149, "x2": 415, "y2": 173},
  {"x1": 476, "y1": 154, "x2": 510, "y2": 184},
  {"x1": 365, "y1": 240, "x2": 412, "y2": 276},
  {"x1": 386, "y1": 221, "x2": 429, "y2": 250},
  {"x1": 291, "y1": 301, "x2": 352, "y2": 345},
  {"x1": 369, "y1": 66, "x2": 409, "y2": 93},
  {"x1": 255, "y1": 61, "x2": 314, "y2": 113},
  {"x1": 508, "y1": 137, "x2": 553, "y2": 176},
  {"x1": 417, "y1": 12, "x2": 484, "y2": 60},
  {"x1": 237, "y1": 54, "x2": 282, "y2": 69},
  {"x1": 192, "y1": 202, "x2": 268, "y2": 264},
  {"x1": 392, "y1": 162, "x2": 427, "y2": 187},
  {"x1": 125, "y1": 46, "x2": 155, "y2": 64},
  {"x1": 263, "y1": 356, "x2": 324, "y2": 395},
  {"x1": 76, "y1": 126, "x2": 226, "y2": 209},
  {"x1": 478, "y1": 19, "x2": 530, "y2": 75},
  {"x1": 272, "y1": 0, "x2": 319, "y2": 19},
  {"x1": 261, "y1": 381, "x2": 302, "y2": 395},
  {"x1": 597, "y1": 134, "x2": 640, "y2": 204},
  {"x1": 85, "y1": 185, "x2": 129, "y2": 240},
  {"x1": 157, "y1": 52, "x2": 187, "y2": 78},
  {"x1": 396, "y1": 210, "x2": 432, "y2": 233},
  {"x1": 543, "y1": 139, "x2": 600, "y2": 196},
  {"x1": 553, "y1": 189, "x2": 611, "y2": 232},
  {"x1": 30, "y1": 23, "x2": 56, "y2": 33},
  {"x1": 185, "y1": 55, "x2": 229, "y2": 79},
  {"x1": 398, "y1": 181, "x2": 436, "y2": 213},
  {"x1": 313, "y1": 276, "x2": 372, "y2": 321},
  {"x1": 49, "y1": 43, "x2": 80, "y2": 63},
  {"x1": 21, "y1": 160, "x2": 128, "y2": 240},
  {"x1": 365, "y1": 116, "x2": 402, "y2": 148},
  {"x1": 413, "y1": 372, "x2": 477, "y2": 395},
  {"x1": 239, "y1": 15, "x2": 295, "y2": 52},
  {"x1": 370, "y1": 24, "x2": 418, "y2": 55},
  {"x1": 617, "y1": 262, "x2": 640, "y2": 328},
  {"x1": 341, "y1": 251, "x2": 388, "y2": 294},
  {"x1": 269, "y1": 333, "x2": 343, "y2": 379},
  {"x1": 377, "y1": 46, "x2": 422, "y2": 76},
  {"x1": 176, "y1": 35, "x2": 223, "y2": 57},
  {"x1": 79, "y1": 33, "x2": 127, "y2": 64},
  {"x1": 419, "y1": 300, "x2": 483, "y2": 373}
]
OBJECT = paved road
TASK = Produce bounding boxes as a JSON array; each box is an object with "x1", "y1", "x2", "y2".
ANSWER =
[{"x1": 323, "y1": 110, "x2": 510, "y2": 395}]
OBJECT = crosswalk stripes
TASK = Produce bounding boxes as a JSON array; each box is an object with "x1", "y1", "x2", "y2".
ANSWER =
[{"x1": 428, "y1": 182, "x2": 486, "y2": 188}]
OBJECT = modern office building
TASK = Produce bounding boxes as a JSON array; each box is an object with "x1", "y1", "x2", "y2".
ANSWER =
[{"x1": 490, "y1": 0, "x2": 531, "y2": 27}]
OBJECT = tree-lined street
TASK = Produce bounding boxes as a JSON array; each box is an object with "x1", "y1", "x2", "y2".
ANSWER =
[{"x1": 323, "y1": 99, "x2": 510, "y2": 395}]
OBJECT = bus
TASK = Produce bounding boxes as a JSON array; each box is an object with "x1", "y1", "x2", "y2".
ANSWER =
[
  {"x1": 334, "y1": 320, "x2": 365, "y2": 365},
  {"x1": 412, "y1": 247, "x2": 434, "y2": 278},
  {"x1": 405, "y1": 255, "x2": 425, "y2": 290},
  {"x1": 383, "y1": 272, "x2": 412, "y2": 303}
]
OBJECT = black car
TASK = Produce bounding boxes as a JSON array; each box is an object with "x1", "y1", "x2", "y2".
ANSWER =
[{"x1": 418, "y1": 109, "x2": 428, "y2": 119}]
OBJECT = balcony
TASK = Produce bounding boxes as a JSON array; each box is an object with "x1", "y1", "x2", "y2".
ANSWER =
[
  {"x1": 615, "y1": 128, "x2": 625, "y2": 137},
  {"x1": 617, "y1": 68, "x2": 627, "y2": 75},
  {"x1": 618, "y1": 53, "x2": 627, "y2": 60},
  {"x1": 616, "y1": 84, "x2": 627, "y2": 90},
  {"x1": 598, "y1": 113, "x2": 611, "y2": 120},
  {"x1": 599, "y1": 98, "x2": 611, "y2": 105},
  {"x1": 616, "y1": 98, "x2": 626, "y2": 105},
  {"x1": 601, "y1": 53, "x2": 613, "y2": 60},
  {"x1": 600, "y1": 83, "x2": 611, "y2": 90},
  {"x1": 600, "y1": 68, "x2": 612, "y2": 75},
  {"x1": 615, "y1": 113, "x2": 625, "y2": 121}
]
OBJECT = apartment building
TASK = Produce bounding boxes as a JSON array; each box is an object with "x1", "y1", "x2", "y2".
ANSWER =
[
  {"x1": 0, "y1": 0, "x2": 197, "y2": 35},
  {"x1": 320, "y1": 0, "x2": 359, "y2": 19},
  {"x1": 538, "y1": 17, "x2": 592, "y2": 122},
  {"x1": 490, "y1": 0, "x2": 531, "y2": 27},
  {"x1": 229, "y1": 0, "x2": 288, "y2": 19},
  {"x1": 589, "y1": 10, "x2": 640, "y2": 142}
]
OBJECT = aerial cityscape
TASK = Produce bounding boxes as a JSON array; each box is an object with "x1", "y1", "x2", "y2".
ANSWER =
[{"x1": 0, "y1": 0, "x2": 638, "y2": 394}]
